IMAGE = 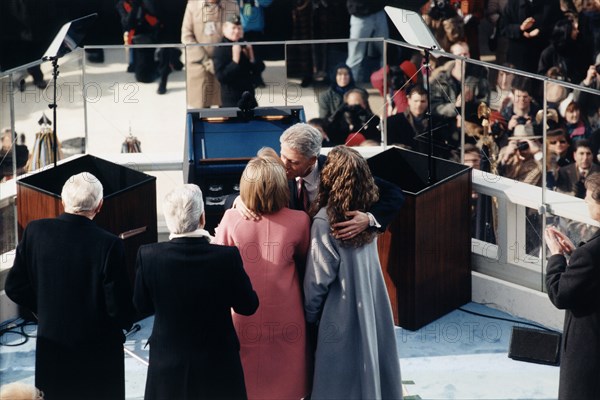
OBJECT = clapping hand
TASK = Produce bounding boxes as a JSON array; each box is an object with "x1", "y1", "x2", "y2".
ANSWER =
[{"x1": 544, "y1": 226, "x2": 576, "y2": 256}]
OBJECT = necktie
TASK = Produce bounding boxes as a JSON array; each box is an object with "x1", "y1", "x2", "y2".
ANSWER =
[{"x1": 297, "y1": 178, "x2": 309, "y2": 212}]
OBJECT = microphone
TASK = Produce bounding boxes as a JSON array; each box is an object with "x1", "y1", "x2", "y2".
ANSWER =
[{"x1": 237, "y1": 91, "x2": 258, "y2": 120}]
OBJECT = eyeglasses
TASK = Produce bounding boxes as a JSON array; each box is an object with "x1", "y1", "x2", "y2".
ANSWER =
[{"x1": 549, "y1": 140, "x2": 567, "y2": 145}]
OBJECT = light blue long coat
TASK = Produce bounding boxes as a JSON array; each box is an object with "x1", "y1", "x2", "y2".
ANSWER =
[{"x1": 304, "y1": 208, "x2": 403, "y2": 400}]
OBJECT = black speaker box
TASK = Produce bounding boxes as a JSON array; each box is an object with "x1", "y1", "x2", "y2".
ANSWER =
[{"x1": 508, "y1": 326, "x2": 562, "y2": 366}]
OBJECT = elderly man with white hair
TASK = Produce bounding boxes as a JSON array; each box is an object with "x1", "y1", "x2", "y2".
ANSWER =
[
  {"x1": 133, "y1": 184, "x2": 258, "y2": 400},
  {"x1": 5, "y1": 172, "x2": 135, "y2": 400}
]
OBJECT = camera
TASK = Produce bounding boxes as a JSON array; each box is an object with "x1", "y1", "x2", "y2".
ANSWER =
[
  {"x1": 516, "y1": 116, "x2": 528, "y2": 125},
  {"x1": 342, "y1": 104, "x2": 369, "y2": 127},
  {"x1": 490, "y1": 121, "x2": 504, "y2": 137},
  {"x1": 595, "y1": 64, "x2": 600, "y2": 74},
  {"x1": 517, "y1": 141, "x2": 530, "y2": 151}
]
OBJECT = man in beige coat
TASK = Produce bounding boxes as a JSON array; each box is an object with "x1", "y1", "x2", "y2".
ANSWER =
[{"x1": 181, "y1": 0, "x2": 239, "y2": 109}]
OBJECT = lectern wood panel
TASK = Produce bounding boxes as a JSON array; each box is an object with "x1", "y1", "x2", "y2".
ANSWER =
[
  {"x1": 16, "y1": 155, "x2": 157, "y2": 284},
  {"x1": 369, "y1": 147, "x2": 472, "y2": 330}
]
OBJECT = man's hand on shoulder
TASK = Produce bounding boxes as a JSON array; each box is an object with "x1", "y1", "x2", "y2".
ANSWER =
[
  {"x1": 331, "y1": 210, "x2": 370, "y2": 240},
  {"x1": 233, "y1": 196, "x2": 261, "y2": 221}
]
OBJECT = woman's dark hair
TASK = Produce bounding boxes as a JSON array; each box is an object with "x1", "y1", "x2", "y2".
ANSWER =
[
  {"x1": 585, "y1": 172, "x2": 600, "y2": 203},
  {"x1": 551, "y1": 19, "x2": 574, "y2": 52},
  {"x1": 330, "y1": 63, "x2": 355, "y2": 95}
]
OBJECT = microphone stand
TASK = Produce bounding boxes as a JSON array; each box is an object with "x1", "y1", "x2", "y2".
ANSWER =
[
  {"x1": 424, "y1": 47, "x2": 436, "y2": 185},
  {"x1": 45, "y1": 56, "x2": 60, "y2": 168}
]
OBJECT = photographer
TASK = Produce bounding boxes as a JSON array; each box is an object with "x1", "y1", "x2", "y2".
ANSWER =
[
  {"x1": 327, "y1": 88, "x2": 381, "y2": 146},
  {"x1": 498, "y1": 123, "x2": 543, "y2": 254},
  {"x1": 213, "y1": 15, "x2": 265, "y2": 107},
  {"x1": 498, "y1": 123, "x2": 542, "y2": 186},
  {"x1": 573, "y1": 54, "x2": 600, "y2": 132},
  {"x1": 500, "y1": 77, "x2": 541, "y2": 135}
]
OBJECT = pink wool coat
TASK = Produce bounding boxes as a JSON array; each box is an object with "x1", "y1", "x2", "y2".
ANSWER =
[{"x1": 215, "y1": 207, "x2": 311, "y2": 400}]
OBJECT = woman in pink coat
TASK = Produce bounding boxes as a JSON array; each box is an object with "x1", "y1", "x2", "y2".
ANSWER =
[{"x1": 215, "y1": 151, "x2": 310, "y2": 400}]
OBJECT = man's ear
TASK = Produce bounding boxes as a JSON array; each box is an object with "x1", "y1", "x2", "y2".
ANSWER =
[
  {"x1": 199, "y1": 212, "x2": 206, "y2": 229},
  {"x1": 94, "y1": 199, "x2": 104, "y2": 214}
]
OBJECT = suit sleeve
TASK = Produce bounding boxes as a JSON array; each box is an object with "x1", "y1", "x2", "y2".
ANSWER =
[
  {"x1": 304, "y1": 216, "x2": 340, "y2": 323},
  {"x1": 370, "y1": 176, "x2": 405, "y2": 231},
  {"x1": 546, "y1": 248, "x2": 600, "y2": 311},
  {"x1": 214, "y1": 46, "x2": 242, "y2": 84},
  {"x1": 5, "y1": 229, "x2": 37, "y2": 313},
  {"x1": 500, "y1": 2, "x2": 523, "y2": 40},
  {"x1": 294, "y1": 212, "x2": 311, "y2": 282},
  {"x1": 103, "y1": 238, "x2": 135, "y2": 331},
  {"x1": 133, "y1": 247, "x2": 155, "y2": 319},
  {"x1": 229, "y1": 247, "x2": 259, "y2": 316}
]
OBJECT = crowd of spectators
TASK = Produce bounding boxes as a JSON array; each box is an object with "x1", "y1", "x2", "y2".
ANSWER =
[{"x1": 3, "y1": 1, "x2": 600, "y2": 208}]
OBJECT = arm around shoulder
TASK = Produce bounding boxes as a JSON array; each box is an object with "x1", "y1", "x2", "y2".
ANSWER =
[{"x1": 370, "y1": 176, "x2": 405, "y2": 231}]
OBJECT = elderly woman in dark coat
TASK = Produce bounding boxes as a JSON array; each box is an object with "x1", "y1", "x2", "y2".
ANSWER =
[
  {"x1": 133, "y1": 184, "x2": 259, "y2": 399},
  {"x1": 545, "y1": 172, "x2": 600, "y2": 399}
]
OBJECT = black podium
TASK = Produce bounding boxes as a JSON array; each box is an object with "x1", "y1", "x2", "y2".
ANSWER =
[
  {"x1": 368, "y1": 147, "x2": 472, "y2": 330},
  {"x1": 184, "y1": 106, "x2": 305, "y2": 231},
  {"x1": 16, "y1": 155, "x2": 157, "y2": 284}
]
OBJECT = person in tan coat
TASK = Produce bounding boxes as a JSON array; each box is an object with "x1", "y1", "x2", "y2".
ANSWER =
[{"x1": 181, "y1": 0, "x2": 238, "y2": 109}]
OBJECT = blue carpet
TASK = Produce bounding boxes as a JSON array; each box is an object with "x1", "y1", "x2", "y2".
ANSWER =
[{"x1": 0, "y1": 303, "x2": 560, "y2": 399}]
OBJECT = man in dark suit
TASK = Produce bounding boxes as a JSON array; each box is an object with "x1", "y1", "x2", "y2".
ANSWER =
[
  {"x1": 231, "y1": 123, "x2": 404, "y2": 240},
  {"x1": 545, "y1": 172, "x2": 600, "y2": 399},
  {"x1": 5, "y1": 172, "x2": 135, "y2": 400},
  {"x1": 556, "y1": 139, "x2": 600, "y2": 199},
  {"x1": 133, "y1": 184, "x2": 258, "y2": 399}
]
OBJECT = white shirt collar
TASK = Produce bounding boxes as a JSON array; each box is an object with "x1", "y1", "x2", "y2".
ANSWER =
[{"x1": 169, "y1": 228, "x2": 214, "y2": 242}]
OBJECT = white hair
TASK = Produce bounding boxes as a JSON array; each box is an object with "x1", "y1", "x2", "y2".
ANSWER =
[
  {"x1": 61, "y1": 172, "x2": 103, "y2": 213},
  {"x1": 162, "y1": 184, "x2": 204, "y2": 234},
  {"x1": 0, "y1": 382, "x2": 43, "y2": 399},
  {"x1": 280, "y1": 123, "x2": 322, "y2": 158}
]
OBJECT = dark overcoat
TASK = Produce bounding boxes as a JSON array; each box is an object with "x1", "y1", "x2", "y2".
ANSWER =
[
  {"x1": 133, "y1": 237, "x2": 259, "y2": 400},
  {"x1": 5, "y1": 214, "x2": 135, "y2": 400},
  {"x1": 546, "y1": 231, "x2": 600, "y2": 399}
]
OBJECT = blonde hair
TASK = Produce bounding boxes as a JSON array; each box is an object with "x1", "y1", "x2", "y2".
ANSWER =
[
  {"x1": 240, "y1": 155, "x2": 289, "y2": 214},
  {"x1": 0, "y1": 382, "x2": 43, "y2": 400}
]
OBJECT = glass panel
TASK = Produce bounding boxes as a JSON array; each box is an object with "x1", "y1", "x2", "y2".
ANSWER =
[
  {"x1": 287, "y1": 38, "x2": 385, "y2": 147},
  {"x1": 253, "y1": 42, "x2": 287, "y2": 109},
  {"x1": 542, "y1": 74, "x2": 600, "y2": 292},
  {"x1": 8, "y1": 52, "x2": 86, "y2": 170},
  {"x1": 382, "y1": 41, "x2": 426, "y2": 149},
  {"x1": 0, "y1": 72, "x2": 18, "y2": 253},
  {"x1": 83, "y1": 45, "x2": 186, "y2": 156}
]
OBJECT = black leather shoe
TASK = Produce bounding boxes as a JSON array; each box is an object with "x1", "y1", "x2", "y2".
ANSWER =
[{"x1": 157, "y1": 81, "x2": 167, "y2": 95}]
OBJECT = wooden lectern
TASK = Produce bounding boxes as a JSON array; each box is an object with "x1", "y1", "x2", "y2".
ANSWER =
[
  {"x1": 16, "y1": 155, "x2": 157, "y2": 284},
  {"x1": 368, "y1": 147, "x2": 472, "y2": 330}
]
